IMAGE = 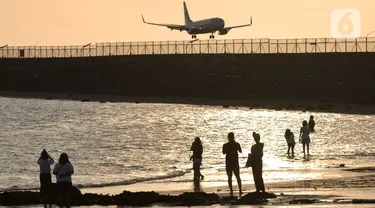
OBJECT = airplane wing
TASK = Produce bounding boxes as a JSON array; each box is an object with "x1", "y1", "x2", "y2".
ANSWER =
[
  {"x1": 142, "y1": 15, "x2": 188, "y2": 31},
  {"x1": 224, "y1": 17, "x2": 252, "y2": 31}
]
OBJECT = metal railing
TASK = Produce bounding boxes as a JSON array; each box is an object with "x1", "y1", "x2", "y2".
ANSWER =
[{"x1": 1, "y1": 37, "x2": 375, "y2": 58}]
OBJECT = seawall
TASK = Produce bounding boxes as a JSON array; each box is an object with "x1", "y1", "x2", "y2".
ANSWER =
[{"x1": 0, "y1": 52, "x2": 374, "y2": 104}]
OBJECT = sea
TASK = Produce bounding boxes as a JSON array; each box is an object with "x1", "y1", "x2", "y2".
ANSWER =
[{"x1": 0, "y1": 96, "x2": 374, "y2": 192}]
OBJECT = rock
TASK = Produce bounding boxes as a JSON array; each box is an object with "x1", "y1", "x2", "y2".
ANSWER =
[
  {"x1": 352, "y1": 199, "x2": 375, "y2": 204},
  {"x1": 234, "y1": 192, "x2": 276, "y2": 205},
  {"x1": 289, "y1": 199, "x2": 319, "y2": 204},
  {"x1": 0, "y1": 185, "x2": 81, "y2": 206},
  {"x1": 178, "y1": 192, "x2": 221, "y2": 206}
]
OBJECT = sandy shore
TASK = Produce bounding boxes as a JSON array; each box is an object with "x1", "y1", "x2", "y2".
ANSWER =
[
  {"x1": 1, "y1": 91, "x2": 375, "y2": 115},
  {"x1": 77, "y1": 167, "x2": 375, "y2": 207}
]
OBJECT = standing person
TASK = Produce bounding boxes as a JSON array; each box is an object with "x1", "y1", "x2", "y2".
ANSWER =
[
  {"x1": 251, "y1": 132, "x2": 265, "y2": 193},
  {"x1": 222, "y1": 132, "x2": 242, "y2": 195},
  {"x1": 284, "y1": 129, "x2": 296, "y2": 156},
  {"x1": 190, "y1": 137, "x2": 204, "y2": 181},
  {"x1": 37, "y1": 149, "x2": 54, "y2": 208},
  {"x1": 308, "y1": 115, "x2": 315, "y2": 132},
  {"x1": 299, "y1": 120, "x2": 311, "y2": 157},
  {"x1": 53, "y1": 153, "x2": 74, "y2": 208}
]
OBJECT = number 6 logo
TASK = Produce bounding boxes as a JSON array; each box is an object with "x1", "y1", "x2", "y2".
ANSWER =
[{"x1": 331, "y1": 9, "x2": 360, "y2": 38}]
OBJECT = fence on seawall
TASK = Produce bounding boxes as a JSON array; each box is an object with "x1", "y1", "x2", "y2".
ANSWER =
[{"x1": 1, "y1": 37, "x2": 375, "y2": 58}]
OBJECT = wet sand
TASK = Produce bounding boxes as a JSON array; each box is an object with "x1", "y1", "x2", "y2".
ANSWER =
[{"x1": 78, "y1": 167, "x2": 375, "y2": 207}]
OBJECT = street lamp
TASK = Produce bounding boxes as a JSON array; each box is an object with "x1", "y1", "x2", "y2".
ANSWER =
[
  {"x1": 34, "y1": 36, "x2": 44, "y2": 58},
  {"x1": 185, "y1": 39, "x2": 199, "y2": 54},
  {"x1": 35, "y1": 36, "x2": 44, "y2": 46},
  {"x1": 82, "y1": 43, "x2": 91, "y2": 57},
  {"x1": 366, "y1": 30, "x2": 375, "y2": 37}
]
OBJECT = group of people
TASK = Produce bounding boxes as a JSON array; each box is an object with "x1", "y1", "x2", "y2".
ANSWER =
[
  {"x1": 37, "y1": 150, "x2": 74, "y2": 208},
  {"x1": 189, "y1": 115, "x2": 316, "y2": 195},
  {"x1": 190, "y1": 132, "x2": 265, "y2": 195},
  {"x1": 284, "y1": 115, "x2": 315, "y2": 157}
]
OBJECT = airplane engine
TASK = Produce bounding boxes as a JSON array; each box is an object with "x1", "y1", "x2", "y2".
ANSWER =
[{"x1": 218, "y1": 29, "x2": 229, "y2": 35}]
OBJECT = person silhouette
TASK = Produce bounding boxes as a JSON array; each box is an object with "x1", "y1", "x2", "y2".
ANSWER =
[
  {"x1": 53, "y1": 153, "x2": 74, "y2": 208},
  {"x1": 308, "y1": 115, "x2": 315, "y2": 132},
  {"x1": 190, "y1": 137, "x2": 204, "y2": 181},
  {"x1": 37, "y1": 149, "x2": 54, "y2": 208},
  {"x1": 222, "y1": 132, "x2": 242, "y2": 195},
  {"x1": 284, "y1": 129, "x2": 296, "y2": 156},
  {"x1": 299, "y1": 120, "x2": 311, "y2": 157},
  {"x1": 251, "y1": 132, "x2": 265, "y2": 193}
]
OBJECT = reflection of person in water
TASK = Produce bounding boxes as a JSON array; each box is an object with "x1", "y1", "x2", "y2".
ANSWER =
[
  {"x1": 223, "y1": 132, "x2": 242, "y2": 195},
  {"x1": 251, "y1": 132, "x2": 265, "y2": 193},
  {"x1": 190, "y1": 137, "x2": 204, "y2": 182},
  {"x1": 284, "y1": 129, "x2": 296, "y2": 156},
  {"x1": 299, "y1": 120, "x2": 311, "y2": 156},
  {"x1": 308, "y1": 115, "x2": 315, "y2": 132}
]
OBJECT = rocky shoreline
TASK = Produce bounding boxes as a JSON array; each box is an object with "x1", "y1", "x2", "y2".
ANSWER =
[
  {"x1": 2, "y1": 189, "x2": 375, "y2": 207},
  {"x1": 0, "y1": 189, "x2": 277, "y2": 206}
]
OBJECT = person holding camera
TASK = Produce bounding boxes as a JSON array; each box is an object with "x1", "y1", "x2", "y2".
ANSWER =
[{"x1": 37, "y1": 149, "x2": 54, "y2": 208}]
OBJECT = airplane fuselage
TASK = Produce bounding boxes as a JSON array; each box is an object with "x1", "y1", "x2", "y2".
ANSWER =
[
  {"x1": 186, "y1": 18, "x2": 225, "y2": 35},
  {"x1": 142, "y1": 1, "x2": 252, "y2": 39}
]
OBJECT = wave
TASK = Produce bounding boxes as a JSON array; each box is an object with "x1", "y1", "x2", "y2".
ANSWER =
[
  {"x1": 0, "y1": 170, "x2": 188, "y2": 193},
  {"x1": 76, "y1": 170, "x2": 188, "y2": 189}
]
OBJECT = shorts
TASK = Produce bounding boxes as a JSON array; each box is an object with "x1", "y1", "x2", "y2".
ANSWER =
[
  {"x1": 302, "y1": 137, "x2": 310, "y2": 144},
  {"x1": 193, "y1": 158, "x2": 202, "y2": 165},
  {"x1": 225, "y1": 163, "x2": 240, "y2": 176},
  {"x1": 57, "y1": 181, "x2": 72, "y2": 194}
]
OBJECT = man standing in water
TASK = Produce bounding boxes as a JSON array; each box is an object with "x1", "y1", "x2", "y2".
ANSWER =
[
  {"x1": 251, "y1": 132, "x2": 265, "y2": 192},
  {"x1": 223, "y1": 132, "x2": 242, "y2": 195}
]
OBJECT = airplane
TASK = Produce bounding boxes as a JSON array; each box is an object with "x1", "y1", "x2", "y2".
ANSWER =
[{"x1": 142, "y1": 1, "x2": 252, "y2": 39}]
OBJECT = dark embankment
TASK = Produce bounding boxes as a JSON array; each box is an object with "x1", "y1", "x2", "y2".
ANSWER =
[{"x1": 0, "y1": 53, "x2": 374, "y2": 104}]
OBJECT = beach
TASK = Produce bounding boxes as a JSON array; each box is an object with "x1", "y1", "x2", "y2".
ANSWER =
[{"x1": 0, "y1": 94, "x2": 375, "y2": 207}]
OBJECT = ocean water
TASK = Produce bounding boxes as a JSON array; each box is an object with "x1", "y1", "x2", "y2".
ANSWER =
[{"x1": 0, "y1": 96, "x2": 374, "y2": 192}]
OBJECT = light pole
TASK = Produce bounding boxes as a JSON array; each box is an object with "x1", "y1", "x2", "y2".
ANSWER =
[
  {"x1": 366, "y1": 30, "x2": 375, "y2": 37},
  {"x1": 0, "y1": 44, "x2": 8, "y2": 58},
  {"x1": 34, "y1": 36, "x2": 44, "y2": 57},
  {"x1": 365, "y1": 30, "x2": 375, "y2": 52},
  {"x1": 35, "y1": 36, "x2": 44, "y2": 46},
  {"x1": 82, "y1": 43, "x2": 91, "y2": 57}
]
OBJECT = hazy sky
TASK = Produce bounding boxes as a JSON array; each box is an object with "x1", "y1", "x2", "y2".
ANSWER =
[{"x1": 1, "y1": 0, "x2": 374, "y2": 46}]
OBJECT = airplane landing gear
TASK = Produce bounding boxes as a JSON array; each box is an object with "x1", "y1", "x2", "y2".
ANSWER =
[
  {"x1": 192, "y1": 35, "x2": 197, "y2": 39},
  {"x1": 209, "y1": 34, "x2": 215, "y2": 39}
]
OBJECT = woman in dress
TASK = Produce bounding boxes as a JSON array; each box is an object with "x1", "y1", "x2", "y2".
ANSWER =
[{"x1": 299, "y1": 120, "x2": 311, "y2": 157}]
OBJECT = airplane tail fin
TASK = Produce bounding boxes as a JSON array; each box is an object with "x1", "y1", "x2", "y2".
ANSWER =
[{"x1": 183, "y1": 1, "x2": 192, "y2": 25}]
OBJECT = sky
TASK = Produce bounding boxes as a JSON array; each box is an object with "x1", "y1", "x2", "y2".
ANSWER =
[{"x1": 1, "y1": 0, "x2": 374, "y2": 46}]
